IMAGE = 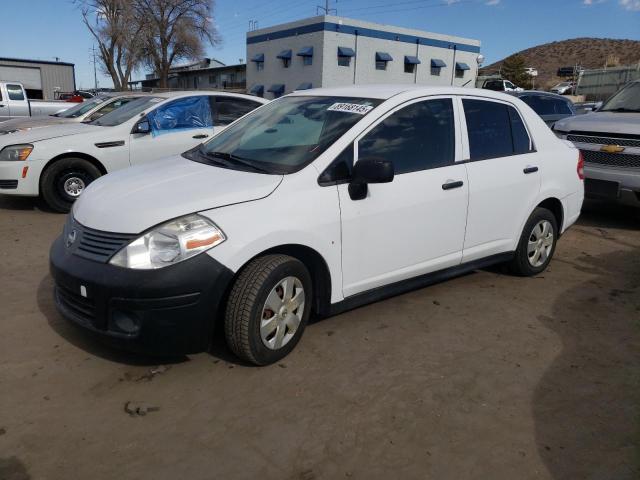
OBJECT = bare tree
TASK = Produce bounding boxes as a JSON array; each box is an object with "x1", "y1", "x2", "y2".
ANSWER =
[
  {"x1": 77, "y1": 0, "x2": 146, "y2": 90},
  {"x1": 134, "y1": 0, "x2": 220, "y2": 88}
]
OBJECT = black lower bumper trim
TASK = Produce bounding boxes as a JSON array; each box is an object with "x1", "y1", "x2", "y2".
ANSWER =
[
  {"x1": 50, "y1": 234, "x2": 234, "y2": 355},
  {"x1": 0, "y1": 179, "x2": 18, "y2": 189}
]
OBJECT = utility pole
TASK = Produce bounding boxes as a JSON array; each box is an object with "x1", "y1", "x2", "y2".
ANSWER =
[
  {"x1": 90, "y1": 45, "x2": 99, "y2": 93},
  {"x1": 317, "y1": 0, "x2": 336, "y2": 15}
]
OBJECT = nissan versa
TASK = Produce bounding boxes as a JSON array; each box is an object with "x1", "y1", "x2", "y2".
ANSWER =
[{"x1": 50, "y1": 85, "x2": 584, "y2": 365}]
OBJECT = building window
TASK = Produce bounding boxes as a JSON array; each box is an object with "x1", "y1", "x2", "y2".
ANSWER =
[
  {"x1": 256, "y1": 61, "x2": 264, "y2": 71},
  {"x1": 251, "y1": 53, "x2": 265, "y2": 72},
  {"x1": 283, "y1": 58, "x2": 291, "y2": 68},
  {"x1": 404, "y1": 56, "x2": 420, "y2": 74},
  {"x1": 375, "y1": 52, "x2": 393, "y2": 71},
  {"x1": 455, "y1": 62, "x2": 470, "y2": 78},
  {"x1": 277, "y1": 49, "x2": 292, "y2": 69},
  {"x1": 303, "y1": 56, "x2": 312, "y2": 66},
  {"x1": 337, "y1": 47, "x2": 355, "y2": 67},
  {"x1": 404, "y1": 63, "x2": 415, "y2": 74},
  {"x1": 430, "y1": 59, "x2": 446, "y2": 77},
  {"x1": 298, "y1": 47, "x2": 313, "y2": 66}
]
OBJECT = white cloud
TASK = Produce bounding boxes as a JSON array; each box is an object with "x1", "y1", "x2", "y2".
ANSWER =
[
  {"x1": 583, "y1": 0, "x2": 606, "y2": 4},
  {"x1": 486, "y1": 0, "x2": 500, "y2": 5},
  {"x1": 620, "y1": 0, "x2": 640, "y2": 10}
]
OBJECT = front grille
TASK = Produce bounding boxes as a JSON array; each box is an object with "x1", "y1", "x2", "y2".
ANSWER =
[
  {"x1": 568, "y1": 134, "x2": 640, "y2": 148},
  {"x1": 0, "y1": 180, "x2": 18, "y2": 189},
  {"x1": 55, "y1": 285, "x2": 97, "y2": 323},
  {"x1": 581, "y1": 149, "x2": 640, "y2": 169},
  {"x1": 74, "y1": 224, "x2": 137, "y2": 263}
]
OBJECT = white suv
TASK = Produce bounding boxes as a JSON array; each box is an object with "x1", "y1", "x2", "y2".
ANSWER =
[{"x1": 50, "y1": 85, "x2": 584, "y2": 365}]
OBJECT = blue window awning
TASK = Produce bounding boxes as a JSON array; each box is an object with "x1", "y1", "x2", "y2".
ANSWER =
[
  {"x1": 250, "y1": 84, "x2": 264, "y2": 95},
  {"x1": 251, "y1": 53, "x2": 264, "y2": 62},
  {"x1": 267, "y1": 84, "x2": 285, "y2": 94},
  {"x1": 337, "y1": 46, "x2": 355, "y2": 57},
  {"x1": 404, "y1": 56, "x2": 421, "y2": 65},
  {"x1": 297, "y1": 47, "x2": 314, "y2": 57},
  {"x1": 376, "y1": 52, "x2": 393, "y2": 62},
  {"x1": 277, "y1": 49, "x2": 292, "y2": 59},
  {"x1": 456, "y1": 62, "x2": 470, "y2": 71},
  {"x1": 296, "y1": 82, "x2": 313, "y2": 90},
  {"x1": 431, "y1": 59, "x2": 446, "y2": 68}
]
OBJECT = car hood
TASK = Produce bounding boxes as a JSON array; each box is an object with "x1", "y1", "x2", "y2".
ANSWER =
[
  {"x1": 555, "y1": 111, "x2": 640, "y2": 135},
  {"x1": 0, "y1": 116, "x2": 74, "y2": 135},
  {"x1": 73, "y1": 155, "x2": 284, "y2": 233},
  {"x1": 0, "y1": 123, "x2": 100, "y2": 145}
]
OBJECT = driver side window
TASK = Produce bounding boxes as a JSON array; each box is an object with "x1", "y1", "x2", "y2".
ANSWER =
[
  {"x1": 357, "y1": 98, "x2": 455, "y2": 175},
  {"x1": 147, "y1": 96, "x2": 213, "y2": 134}
]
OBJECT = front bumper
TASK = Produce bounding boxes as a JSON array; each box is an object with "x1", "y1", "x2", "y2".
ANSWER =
[
  {"x1": 0, "y1": 160, "x2": 40, "y2": 196},
  {"x1": 584, "y1": 164, "x2": 640, "y2": 206},
  {"x1": 50, "y1": 234, "x2": 234, "y2": 355}
]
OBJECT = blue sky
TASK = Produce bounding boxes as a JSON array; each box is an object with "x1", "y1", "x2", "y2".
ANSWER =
[{"x1": 1, "y1": 0, "x2": 638, "y2": 89}]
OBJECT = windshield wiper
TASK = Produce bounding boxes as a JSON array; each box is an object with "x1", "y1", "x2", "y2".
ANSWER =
[
  {"x1": 203, "y1": 150, "x2": 270, "y2": 174},
  {"x1": 602, "y1": 107, "x2": 640, "y2": 113}
]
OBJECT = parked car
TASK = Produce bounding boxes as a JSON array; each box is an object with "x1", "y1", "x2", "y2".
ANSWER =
[
  {"x1": 50, "y1": 85, "x2": 584, "y2": 365},
  {"x1": 0, "y1": 82, "x2": 73, "y2": 121},
  {"x1": 481, "y1": 79, "x2": 524, "y2": 92},
  {"x1": 511, "y1": 91, "x2": 576, "y2": 127},
  {"x1": 550, "y1": 82, "x2": 575, "y2": 95},
  {"x1": 0, "y1": 91, "x2": 268, "y2": 211},
  {"x1": 0, "y1": 93, "x2": 145, "y2": 134},
  {"x1": 554, "y1": 80, "x2": 640, "y2": 206}
]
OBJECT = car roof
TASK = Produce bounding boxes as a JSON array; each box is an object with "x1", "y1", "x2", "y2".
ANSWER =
[
  {"x1": 287, "y1": 84, "x2": 521, "y2": 101},
  {"x1": 148, "y1": 90, "x2": 268, "y2": 102},
  {"x1": 511, "y1": 90, "x2": 571, "y2": 100}
]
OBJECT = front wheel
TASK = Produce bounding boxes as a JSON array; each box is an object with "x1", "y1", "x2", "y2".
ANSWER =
[
  {"x1": 224, "y1": 254, "x2": 312, "y2": 365},
  {"x1": 40, "y1": 158, "x2": 102, "y2": 213},
  {"x1": 507, "y1": 207, "x2": 558, "y2": 276}
]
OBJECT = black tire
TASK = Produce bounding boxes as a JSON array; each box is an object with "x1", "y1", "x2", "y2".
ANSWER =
[
  {"x1": 40, "y1": 158, "x2": 102, "y2": 213},
  {"x1": 507, "y1": 207, "x2": 558, "y2": 276},
  {"x1": 224, "y1": 254, "x2": 312, "y2": 366}
]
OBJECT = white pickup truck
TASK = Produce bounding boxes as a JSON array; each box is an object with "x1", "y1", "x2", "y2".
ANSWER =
[{"x1": 0, "y1": 82, "x2": 73, "y2": 122}]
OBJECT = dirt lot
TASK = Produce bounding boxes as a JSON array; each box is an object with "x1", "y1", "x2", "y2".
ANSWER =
[{"x1": 0, "y1": 196, "x2": 639, "y2": 480}]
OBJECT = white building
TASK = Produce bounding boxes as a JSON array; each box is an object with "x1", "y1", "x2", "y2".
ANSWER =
[{"x1": 246, "y1": 15, "x2": 482, "y2": 99}]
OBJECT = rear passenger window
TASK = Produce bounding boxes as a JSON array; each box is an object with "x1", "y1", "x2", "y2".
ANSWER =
[
  {"x1": 463, "y1": 99, "x2": 533, "y2": 160},
  {"x1": 213, "y1": 97, "x2": 262, "y2": 126},
  {"x1": 358, "y1": 98, "x2": 455, "y2": 174}
]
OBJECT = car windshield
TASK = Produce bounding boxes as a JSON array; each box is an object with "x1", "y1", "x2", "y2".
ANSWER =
[
  {"x1": 189, "y1": 96, "x2": 382, "y2": 174},
  {"x1": 90, "y1": 96, "x2": 163, "y2": 126},
  {"x1": 53, "y1": 96, "x2": 106, "y2": 118},
  {"x1": 600, "y1": 82, "x2": 640, "y2": 112}
]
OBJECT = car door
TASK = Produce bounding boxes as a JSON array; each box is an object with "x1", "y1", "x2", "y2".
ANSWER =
[
  {"x1": 337, "y1": 97, "x2": 469, "y2": 298},
  {"x1": 128, "y1": 95, "x2": 214, "y2": 165},
  {"x1": 459, "y1": 97, "x2": 541, "y2": 262}
]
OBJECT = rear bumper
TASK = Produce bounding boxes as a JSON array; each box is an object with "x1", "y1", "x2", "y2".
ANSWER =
[{"x1": 50, "y1": 235, "x2": 234, "y2": 355}]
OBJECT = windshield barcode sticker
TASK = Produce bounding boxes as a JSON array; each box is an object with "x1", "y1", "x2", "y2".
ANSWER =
[{"x1": 327, "y1": 103, "x2": 374, "y2": 115}]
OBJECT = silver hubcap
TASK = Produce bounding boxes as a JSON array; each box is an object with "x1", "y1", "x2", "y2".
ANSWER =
[
  {"x1": 528, "y1": 220, "x2": 554, "y2": 267},
  {"x1": 63, "y1": 177, "x2": 85, "y2": 197},
  {"x1": 260, "y1": 276, "x2": 305, "y2": 350}
]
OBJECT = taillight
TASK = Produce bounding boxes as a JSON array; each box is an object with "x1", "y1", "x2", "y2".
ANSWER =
[{"x1": 577, "y1": 151, "x2": 585, "y2": 180}]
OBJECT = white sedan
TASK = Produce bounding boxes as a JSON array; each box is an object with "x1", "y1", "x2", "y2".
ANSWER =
[{"x1": 0, "y1": 91, "x2": 268, "y2": 211}]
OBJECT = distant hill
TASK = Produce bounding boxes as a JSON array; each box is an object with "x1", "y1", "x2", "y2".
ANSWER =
[{"x1": 480, "y1": 38, "x2": 640, "y2": 89}]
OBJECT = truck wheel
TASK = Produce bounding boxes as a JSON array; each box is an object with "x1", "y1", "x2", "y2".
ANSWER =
[
  {"x1": 224, "y1": 254, "x2": 312, "y2": 366},
  {"x1": 507, "y1": 207, "x2": 558, "y2": 276},
  {"x1": 41, "y1": 158, "x2": 101, "y2": 213}
]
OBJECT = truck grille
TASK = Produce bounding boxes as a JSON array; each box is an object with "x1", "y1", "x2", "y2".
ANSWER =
[
  {"x1": 581, "y1": 149, "x2": 640, "y2": 169},
  {"x1": 568, "y1": 134, "x2": 640, "y2": 149},
  {"x1": 0, "y1": 180, "x2": 18, "y2": 189}
]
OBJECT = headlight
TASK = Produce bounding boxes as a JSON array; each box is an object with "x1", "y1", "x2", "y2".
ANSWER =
[
  {"x1": 0, "y1": 144, "x2": 33, "y2": 161},
  {"x1": 110, "y1": 214, "x2": 226, "y2": 269}
]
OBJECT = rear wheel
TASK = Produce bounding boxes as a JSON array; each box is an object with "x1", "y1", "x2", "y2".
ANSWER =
[
  {"x1": 41, "y1": 158, "x2": 101, "y2": 213},
  {"x1": 224, "y1": 254, "x2": 312, "y2": 365},
  {"x1": 507, "y1": 207, "x2": 558, "y2": 276}
]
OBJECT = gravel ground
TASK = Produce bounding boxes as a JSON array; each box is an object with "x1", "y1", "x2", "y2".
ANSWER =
[{"x1": 0, "y1": 196, "x2": 638, "y2": 480}]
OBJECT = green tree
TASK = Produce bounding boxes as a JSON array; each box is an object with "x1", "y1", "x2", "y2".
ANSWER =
[{"x1": 501, "y1": 54, "x2": 532, "y2": 89}]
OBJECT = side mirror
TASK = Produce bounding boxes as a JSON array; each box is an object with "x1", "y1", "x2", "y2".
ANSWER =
[
  {"x1": 132, "y1": 118, "x2": 151, "y2": 135},
  {"x1": 349, "y1": 157, "x2": 394, "y2": 200}
]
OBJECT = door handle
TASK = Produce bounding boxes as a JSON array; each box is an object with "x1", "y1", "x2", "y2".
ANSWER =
[
  {"x1": 442, "y1": 180, "x2": 464, "y2": 190},
  {"x1": 192, "y1": 134, "x2": 209, "y2": 139},
  {"x1": 523, "y1": 166, "x2": 539, "y2": 174}
]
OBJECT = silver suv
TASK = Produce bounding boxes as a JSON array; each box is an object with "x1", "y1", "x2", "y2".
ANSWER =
[{"x1": 554, "y1": 80, "x2": 640, "y2": 207}]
